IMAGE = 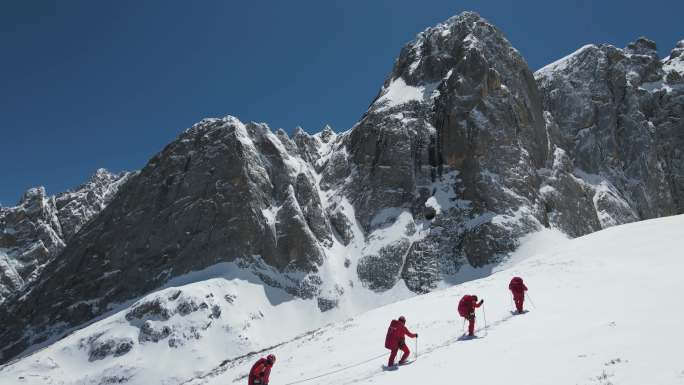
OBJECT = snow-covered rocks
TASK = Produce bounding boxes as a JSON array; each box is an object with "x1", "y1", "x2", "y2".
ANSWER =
[
  {"x1": 663, "y1": 39, "x2": 684, "y2": 84},
  {"x1": 0, "y1": 170, "x2": 129, "y2": 304},
  {"x1": 0, "y1": 116, "x2": 346, "y2": 362},
  {"x1": 535, "y1": 37, "x2": 684, "y2": 230},
  {"x1": 327, "y1": 11, "x2": 548, "y2": 292},
  {"x1": 55, "y1": 168, "x2": 132, "y2": 241},
  {"x1": 81, "y1": 334, "x2": 134, "y2": 362},
  {"x1": 357, "y1": 238, "x2": 411, "y2": 291},
  {"x1": 0, "y1": 250, "x2": 23, "y2": 302}
]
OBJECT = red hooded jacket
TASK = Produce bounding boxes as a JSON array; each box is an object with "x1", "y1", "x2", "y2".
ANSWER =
[
  {"x1": 384, "y1": 319, "x2": 417, "y2": 350},
  {"x1": 248, "y1": 357, "x2": 273, "y2": 385},
  {"x1": 458, "y1": 295, "x2": 482, "y2": 317}
]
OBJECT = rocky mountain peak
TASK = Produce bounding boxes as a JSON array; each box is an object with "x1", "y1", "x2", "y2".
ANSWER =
[
  {"x1": 292, "y1": 126, "x2": 306, "y2": 136},
  {"x1": 15, "y1": 187, "x2": 59, "y2": 226},
  {"x1": 388, "y1": 11, "x2": 525, "y2": 90},
  {"x1": 318, "y1": 11, "x2": 550, "y2": 296},
  {"x1": 535, "y1": 33, "x2": 684, "y2": 233},
  {"x1": 19, "y1": 186, "x2": 48, "y2": 205},
  {"x1": 55, "y1": 168, "x2": 132, "y2": 241},
  {"x1": 0, "y1": 169, "x2": 130, "y2": 305},
  {"x1": 0, "y1": 115, "x2": 339, "y2": 361},
  {"x1": 667, "y1": 40, "x2": 684, "y2": 61},
  {"x1": 664, "y1": 40, "x2": 684, "y2": 84},
  {"x1": 318, "y1": 124, "x2": 335, "y2": 143},
  {"x1": 89, "y1": 168, "x2": 121, "y2": 185},
  {"x1": 625, "y1": 36, "x2": 659, "y2": 57}
]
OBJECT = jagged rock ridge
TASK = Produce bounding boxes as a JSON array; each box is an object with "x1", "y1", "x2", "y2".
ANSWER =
[
  {"x1": 536, "y1": 37, "x2": 684, "y2": 234},
  {"x1": 0, "y1": 169, "x2": 131, "y2": 304},
  {"x1": 329, "y1": 12, "x2": 551, "y2": 294},
  {"x1": 0, "y1": 118, "x2": 342, "y2": 361}
]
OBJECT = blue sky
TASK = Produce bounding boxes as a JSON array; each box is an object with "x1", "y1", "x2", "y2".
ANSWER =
[{"x1": 1, "y1": 0, "x2": 682, "y2": 205}]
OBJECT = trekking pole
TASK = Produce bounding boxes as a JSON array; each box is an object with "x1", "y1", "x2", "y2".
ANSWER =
[
  {"x1": 415, "y1": 335, "x2": 418, "y2": 361},
  {"x1": 526, "y1": 292, "x2": 537, "y2": 309},
  {"x1": 482, "y1": 305, "x2": 488, "y2": 337}
]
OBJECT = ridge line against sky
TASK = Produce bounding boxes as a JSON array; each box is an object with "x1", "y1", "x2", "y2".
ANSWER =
[{"x1": 1, "y1": 0, "x2": 682, "y2": 204}]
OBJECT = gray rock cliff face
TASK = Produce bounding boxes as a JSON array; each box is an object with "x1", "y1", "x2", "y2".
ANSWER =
[
  {"x1": 323, "y1": 12, "x2": 549, "y2": 293},
  {"x1": 0, "y1": 169, "x2": 130, "y2": 304},
  {"x1": 1, "y1": 12, "x2": 682, "y2": 364},
  {"x1": 536, "y1": 38, "x2": 684, "y2": 231},
  {"x1": 649, "y1": 41, "x2": 684, "y2": 212},
  {"x1": 56, "y1": 168, "x2": 132, "y2": 240},
  {"x1": 0, "y1": 118, "x2": 335, "y2": 361}
]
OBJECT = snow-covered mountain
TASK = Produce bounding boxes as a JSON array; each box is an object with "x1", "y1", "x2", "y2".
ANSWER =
[
  {"x1": 536, "y1": 38, "x2": 684, "y2": 233},
  {"x1": 0, "y1": 169, "x2": 131, "y2": 304},
  {"x1": 2, "y1": 213, "x2": 682, "y2": 385},
  {"x1": 1, "y1": 11, "x2": 683, "y2": 380}
]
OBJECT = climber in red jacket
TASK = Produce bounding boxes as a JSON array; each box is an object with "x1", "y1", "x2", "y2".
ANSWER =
[
  {"x1": 509, "y1": 277, "x2": 528, "y2": 314},
  {"x1": 248, "y1": 354, "x2": 275, "y2": 385},
  {"x1": 458, "y1": 295, "x2": 483, "y2": 337},
  {"x1": 384, "y1": 316, "x2": 418, "y2": 367}
]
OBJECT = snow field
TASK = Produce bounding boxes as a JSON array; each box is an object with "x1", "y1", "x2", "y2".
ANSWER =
[
  {"x1": 2, "y1": 215, "x2": 683, "y2": 385},
  {"x1": 195, "y1": 214, "x2": 684, "y2": 385}
]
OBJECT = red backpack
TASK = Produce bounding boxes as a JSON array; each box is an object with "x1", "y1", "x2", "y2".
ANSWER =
[
  {"x1": 384, "y1": 320, "x2": 400, "y2": 349},
  {"x1": 509, "y1": 277, "x2": 524, "y2": 292},
  {"x1": 458, "y1": 295, "x2": 473, "y2": 317}
]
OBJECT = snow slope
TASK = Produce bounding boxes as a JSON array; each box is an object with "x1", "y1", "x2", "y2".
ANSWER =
[{"x1": 2, "y1": 215, "x2": 683, "y2": 384}]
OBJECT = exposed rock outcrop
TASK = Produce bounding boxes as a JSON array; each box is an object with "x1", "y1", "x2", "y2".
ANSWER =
[
  {"x1": 535, "y1": 37, "x2": 684, "y2": 230},
  {"x1": 0, "y1": 118, "x2": 335, "y2": 361},
  {"x1": 324, "y1": 11, "x2": 549, "y2": 292},
  {"x1": 0, "y1": 170, "x2": 130, "y2": 303}
]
